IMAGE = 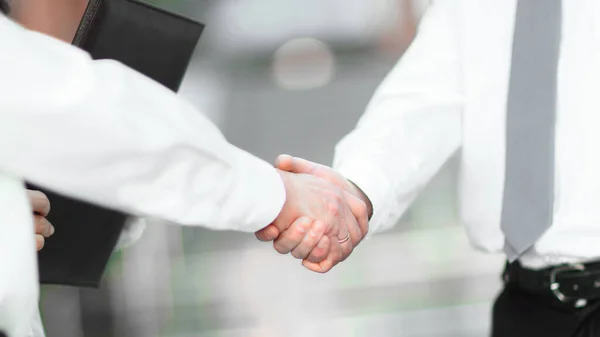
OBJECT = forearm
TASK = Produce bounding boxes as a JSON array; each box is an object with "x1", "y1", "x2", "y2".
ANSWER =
[
  {"x1": 0, "y1": 16, "x2": 285, "y2": 232},
  {"x1": 334, "y1": 104, "x2": 461, "y2": 235},
  {"x1": 333, "y1": 0, "x2": 463, "y2": 235}
]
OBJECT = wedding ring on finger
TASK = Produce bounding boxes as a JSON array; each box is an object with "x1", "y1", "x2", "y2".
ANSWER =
[{"x1": 338, "y1": 232, "x2": 350, "y2": 244}]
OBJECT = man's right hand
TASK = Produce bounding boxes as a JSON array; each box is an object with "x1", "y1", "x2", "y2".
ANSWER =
[
  {"x1": 255, "y1": 166, "x2": 369, "y2": 273},
  {"x1": 272, "y1": 155, "x2": 372, "y2": 272},
  {"x1": 27, "y1": 190, "x2": 54, "y2": 251},
  {"x1": 257, "y1": 170, "x2": 353, "y2": 266}
]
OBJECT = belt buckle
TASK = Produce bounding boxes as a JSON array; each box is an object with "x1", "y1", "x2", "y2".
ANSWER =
[{"x1": 549, "y1": 263, "x2": 585, "y2": 302}]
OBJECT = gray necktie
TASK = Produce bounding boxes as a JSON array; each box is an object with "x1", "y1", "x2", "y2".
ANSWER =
[{"x1": 501, "y1": 0, "x2": 562, "y2": 262}]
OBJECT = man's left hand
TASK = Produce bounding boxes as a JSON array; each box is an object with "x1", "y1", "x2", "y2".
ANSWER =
[{"x1": 27, "y1": 190, "x2": 54, "y2": 251}]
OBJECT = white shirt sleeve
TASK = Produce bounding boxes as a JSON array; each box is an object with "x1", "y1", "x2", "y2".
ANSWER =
[
  {"x1": 333, "y1": 1, "x2": 463, "y2": 235},
  {"x1": 0, "y1": 15, "x2": 285, "y2": 233}
]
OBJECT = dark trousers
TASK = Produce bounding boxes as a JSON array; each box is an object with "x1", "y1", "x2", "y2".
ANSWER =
[{"x1": 492, "y1": 284, "x2": 600, "y2": 337}]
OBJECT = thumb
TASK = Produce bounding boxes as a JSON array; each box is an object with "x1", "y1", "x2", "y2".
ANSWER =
[
  {"x1": 255, "y1": 224, "x2": 280, "y2": 242},
  {"x1": 275, "y1": 154, "x2": 318, "y2": 175}
]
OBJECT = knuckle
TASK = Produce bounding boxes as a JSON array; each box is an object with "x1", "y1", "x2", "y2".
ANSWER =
[
  {"x1": 294, "y1": 223, "x2": 308, "y2": 236},
  {"x1": 309, "y1": 221, "x2": 326, "y2": 237},
  {"x1": 33, "y1": 215, "x2": 45, "y2": 230},
  {"x1": 327, "y1": 202, "x2": 341, "y2": 218}
]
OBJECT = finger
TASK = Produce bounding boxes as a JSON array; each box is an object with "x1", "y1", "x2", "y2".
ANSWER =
[
  {"x1": 303, "y1": 235, "x2": 330, "y2": 263},
  {"x1": 275, "y1": 155, "x2": 318, "y2": 175},
  {"x1": 255, "y1": 224, "x2": 280, "y2": 242},
  {"x1": 335, "y1": 214, "x2": 354, "y2": 262},
  {"x1": 27, "y1": 190, "x2": 50, "y2": 216},
  {"x1": 289, "y1": 220, "x2": 327, "y2": 260},
  {"x1": 338, "y1": 191, "x2": 365, "y2": 252},
  {"x1": 274, "y1": 154, "x2": 293, "y2": 169},
  {"x1": 273, "y1": 217, "x2": 312, "y2": 254},
  {"x1": 339, "y1": 232, "x2": 354, "y2": 263},
  {"x1": 35, "y1": 234, "x2": 45, "y2": 251},
  {"x1": 336, "y1": 194, "x2": 360, "y2": 261},
  {"x1": 344, "y1": 191, "x2": 369, "y2": 242},
  {"x1": 315, "y1": 190, "x2": 354, "y2": 265},
  {"x1": 301, "y1": 240, "x2": 343, "y2": 273},
  {"x1": 34, "y1": 215, "x2": 54, "y2": 237}
]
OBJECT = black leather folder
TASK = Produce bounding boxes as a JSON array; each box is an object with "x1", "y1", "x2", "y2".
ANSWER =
[{"x1": 33, "y1": 0, "x2": 204, "y2": 287}]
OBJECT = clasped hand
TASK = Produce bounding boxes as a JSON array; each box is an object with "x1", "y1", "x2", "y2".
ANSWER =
[
  {"x1": 27, "y1": 190, "x2": 54, "y2": 251},
  {"x1": 255, "y1": 155, "x2": 371, "y2": 273}
]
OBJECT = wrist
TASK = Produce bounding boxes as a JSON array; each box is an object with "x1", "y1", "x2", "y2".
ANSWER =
[{"x1": 274, "y1": 169, "x2": 293, "y2": 219}]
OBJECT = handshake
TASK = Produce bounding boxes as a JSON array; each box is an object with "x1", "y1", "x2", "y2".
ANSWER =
[
  {"x1": 255, "y1": 155, "x2": 373, "y2": 273},
  {"x1": 28, "y1": 155, "x2": 372, "y2": 274}
]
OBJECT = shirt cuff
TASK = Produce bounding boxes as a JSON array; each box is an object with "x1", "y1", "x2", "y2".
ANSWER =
[
  {"x1": 335, "y1": 160, "x2": 393, "y2": 236},
  {"x1": 227, "y1": 150, "x2": 286, "y2": 233}
]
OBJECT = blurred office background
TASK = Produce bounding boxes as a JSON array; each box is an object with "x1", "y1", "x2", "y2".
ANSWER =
[{"x1": 38, "y1": 0, "x2": 505, "y2": 336}]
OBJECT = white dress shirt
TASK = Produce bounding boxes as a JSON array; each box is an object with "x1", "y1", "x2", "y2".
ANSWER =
[
  {"x1": 334, "y1": 0, "x2": 600, "y2": 270},
  {"x1": 0, "y1": 15, "x2": 286, "y2": 337}
]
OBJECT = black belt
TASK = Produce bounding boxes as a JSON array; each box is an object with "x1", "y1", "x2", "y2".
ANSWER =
[{"x1": 504, "y1": 261, "x2": 600, "y2": 303}]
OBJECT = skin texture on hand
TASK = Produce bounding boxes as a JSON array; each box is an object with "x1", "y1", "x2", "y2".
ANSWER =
[
  {"x1": 27, "y1": 190, "x2": 54, "y2": 251},
  {"x1": 256, "y1": 170, "x2": 353, "y2": 270},
  {"x1": 276, "y1": 155, "x2": 373, "y2": 219},
  {"x1": 256, "y1": 157, "x2": 370, "y2": 273}
]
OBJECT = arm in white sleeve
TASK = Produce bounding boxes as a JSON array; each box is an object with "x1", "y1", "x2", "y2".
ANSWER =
[
  {"x1": 0, "y1": 15, "x2": 285, "y2": 232},
  {"x1": 333, "y1": 0, "x2": 464, "y2": 235}
]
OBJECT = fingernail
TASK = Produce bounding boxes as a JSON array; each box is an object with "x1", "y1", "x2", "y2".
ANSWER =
[
  {"x1": 318, "y1": 238, "x2": 328, "y2": 248},
  {"x1": 49, "y1": 225, "x2": 55, "y2": 236}
]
